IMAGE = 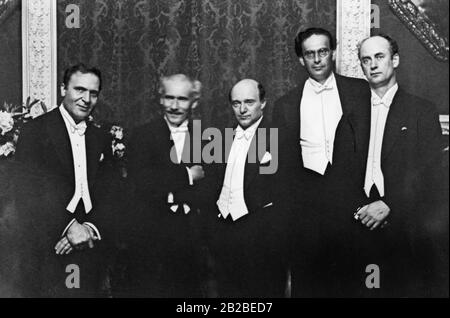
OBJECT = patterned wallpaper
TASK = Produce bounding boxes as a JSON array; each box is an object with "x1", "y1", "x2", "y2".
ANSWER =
[
  {"x1": 0, "y1": 1, "x2": 21, "y2": 106},
  {"x1": 57, "y1": 0, "x2": 336, "y2": 129}
]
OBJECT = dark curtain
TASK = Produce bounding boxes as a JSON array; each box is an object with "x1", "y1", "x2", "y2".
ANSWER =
[{"x1": 57, "y1": 0, "x2": 335, "y2": 129}]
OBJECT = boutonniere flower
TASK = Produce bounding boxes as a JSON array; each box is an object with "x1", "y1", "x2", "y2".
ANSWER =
[
  {"x1": 112, "y1": 142, "x2": 126, "y2": 158},
  {"x1": 109, "y1": 125, "x2": 126, "y2": 159},
  {"x1": 0, "y1": 111, "x2": 14, "y2": 136},
  {"x1": 107, "y1": 123, "x2": 127, "y2": 178},
  {"x1": 110, "y1": 125, "x2": 124, "y2": 140}
]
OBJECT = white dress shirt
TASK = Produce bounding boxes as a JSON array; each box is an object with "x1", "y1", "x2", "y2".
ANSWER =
[
  {"x1": 59, "y1": 106, "x2": 100, "y2": 239},
  {"x1": 216, "y1": 116, "x2": 263, "y2": 221},
  {"x1": 165, "y1": 117, "x2": 189, "y2": 164},
  {"x1": 300, "y1": 73, "x2": 343, "y2": 175},
  {"x1": 59, "y1": 106, "x2": 92, "y2": 213},
  {"x1": 165, "y1": 117, "x2": 192, "y2": 214},
  {"x1": 364, "y1": 83, "x2": 399, "y2": 198}
]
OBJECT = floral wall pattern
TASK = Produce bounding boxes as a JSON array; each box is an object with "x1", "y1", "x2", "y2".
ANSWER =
[
  {"x1": 0, "y1": 1, "x2": 21, "y2": 106},
  {"x1": 57, "y1": 0, "x2": 336, "y2": 129}
]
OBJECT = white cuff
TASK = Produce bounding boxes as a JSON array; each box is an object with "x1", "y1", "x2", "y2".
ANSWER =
[
  {"x1": 169, "y1": 204, "x2": 191, "y2": 214},
  {"x1": 186, "y1": 167, "x2": 194, "y2": 185},
  {"x1": 61, "y1": 218, "x2": 77, "y2": 237},
  {"x1": 83, "y1": 222, "x2": 102, "y2": 240}
]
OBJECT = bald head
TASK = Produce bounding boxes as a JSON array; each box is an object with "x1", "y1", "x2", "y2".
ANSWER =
[
  {"x1": 230, "y1": 79, "x2": 266, "y2": 129},
  {"x1": 229, "y1": 79, "x2": 265, "y2": 103},
  {"x1": 358, "y1": 34, "x2": 399, "y2": 60}
]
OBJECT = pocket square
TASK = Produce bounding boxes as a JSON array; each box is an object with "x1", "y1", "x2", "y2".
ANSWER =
[
  {"x1": 167, "y1": 192, "x2": 174, "y2": 204},
  {"x1": 260, "y1": 151, "x2": 272, "y2": 164},
  {"x1": 263, "y1": 202, "x2": 273, "y2": 208},
  {"x1": 99, "y1": 153, "x2": 104, "y2": 162},
  {"x1": 401, "y1": 127, "x2": 408, "y2": 131}
]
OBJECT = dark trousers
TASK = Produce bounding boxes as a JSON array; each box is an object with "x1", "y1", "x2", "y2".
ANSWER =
[
  {"x1": 210, "y1": 208, "x2": 288, "y2": 298},
  {"x1": 121, "y1": 206, "x2": 206, "y2": 298},
  {"x1": 353, "y1": 185, "x2": 416, "y2": 297},
  {"x1": 290, "y1": 165, "x2": 359, "y2": 297},
  {"x1": 16, "y1": 198, "x2": 106, "y2": 298}
]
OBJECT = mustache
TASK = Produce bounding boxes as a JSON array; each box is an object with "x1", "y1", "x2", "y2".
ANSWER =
[{"x1": 166, "y1": 110, "x2": 185, "y2": 115}]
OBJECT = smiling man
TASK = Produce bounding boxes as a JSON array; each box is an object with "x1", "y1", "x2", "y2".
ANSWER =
[
  {"x1": 273, "y1": 27, "x2": 371, "y2": 297},
  {"x1": 15, "y1": 63, "x2": 111, "y2": 297},
  {"x1": 126, "y1": 73, "x2": 207, "y2": 297}
]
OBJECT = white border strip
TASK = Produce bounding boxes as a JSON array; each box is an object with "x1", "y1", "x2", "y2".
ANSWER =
[
  {"x1": 336, "y1": 0, "x2": 371, "y2": 78},
  {"x1": 22, "y1": 0, "x2": 57, "y2": 110}
]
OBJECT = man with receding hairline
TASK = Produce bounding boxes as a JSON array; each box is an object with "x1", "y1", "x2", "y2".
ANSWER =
[
  {"x1": 15, "y1": 63, "x2": 112, "y2": 297},
  {"x1": 353, "y1": 34, "x2": 442, "y2": 297},
  {"x1": 126, "y1": 73, "x2": 207, "y2": 297},
  {"x1": 207, "y1": 78, "x2": 288, "y2": 298}
]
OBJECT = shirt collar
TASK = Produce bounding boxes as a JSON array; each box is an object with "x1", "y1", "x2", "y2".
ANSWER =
[
  {"x1": 235, "y1": 116, "x2": 263, "y2": 137},
  {"x1": 371, "y1": 83, "x2": 398, "y2": 108},
  {"x1": 164, "y1": 116, "x2": 189, "y2": 133},
  {"x1": 59, "y1": 105, "x2": 87, "y2": 131},
  {"x1": 307, "y1": 72, "x2": 336, "y2": 92}
]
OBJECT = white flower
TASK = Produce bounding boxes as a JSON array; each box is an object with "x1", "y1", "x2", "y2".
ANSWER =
[
  {"x1": 112, "y1": 142, "x2": 126, "y2": 158},
  {"x1": 0, "y1": 141, "x2": 15, "y2": 157},
  {"x1": 114, "y1": 143, "x2": 125, "y2": 151},
  {"x1": 110, "y1": 126, "x2": 124, "y2": 140},
  {"x1": 0, "y1": 111, "x2": 14, "y2": 136}
]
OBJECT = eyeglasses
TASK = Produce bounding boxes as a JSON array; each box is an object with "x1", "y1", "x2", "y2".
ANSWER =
[
  {"x1": 303, "y1": 48, "x2": 331, "y2": 60},
  {"x1": 163, "y1": 95, "x2": 191, "y2": 104},
  {"x1": 231, "y1": 99, "x2": 257, "y2": 108}
]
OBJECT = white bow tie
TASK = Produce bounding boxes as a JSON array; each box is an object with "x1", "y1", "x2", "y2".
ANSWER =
[
  {"x1": 235, "y1": 129, "x2": 252, "y2": 140},
  {"x1": 169, "y1": 126, "x2": 188, "y2": 134},
  {"x1": 372, "y1": 97, "x2": 388, "y2": 108},
  {"x1": 69, "y1": 122, "x2": 87, "y2": 136},
  {"x1": 313, "y1": 83, "x2": 333, "y2": 94}
]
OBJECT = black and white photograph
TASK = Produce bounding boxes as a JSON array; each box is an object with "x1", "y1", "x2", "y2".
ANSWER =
[{"x1": 0, "y1": 0, "x2": 448, "y2": 300}]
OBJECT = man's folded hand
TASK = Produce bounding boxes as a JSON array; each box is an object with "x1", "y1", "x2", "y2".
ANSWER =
[
  {"x1": 66, "y1": 220, "x2": 92, "y2": 248},
  {"x1": 55, "y1": 222, "x2": 99, "y2": 255},
  {"x1": 190, "y1": 165, "x2": 205, "y2": 182},
  {"x1": 356, "y1": 200, "x2": 390, "y2": 231},
  {"x1": 54, "y1": 236, "x2": 73, "y2": 255}
]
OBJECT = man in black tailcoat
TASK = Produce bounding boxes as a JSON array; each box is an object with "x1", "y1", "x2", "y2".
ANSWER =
[
  {"x1": 15, "y1": 63, "x2": 113, "y2": 297},
  {"x1": 273, "y1": 27, "x2": 371, "y2": 297},
  {"x1": 126, "y1": 74, "x2": 207, "y2": 297}
]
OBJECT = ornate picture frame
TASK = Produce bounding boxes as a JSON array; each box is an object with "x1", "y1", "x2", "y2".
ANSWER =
[{"x1": 389, "y1": 0, "x2": 449, "y2": 62}]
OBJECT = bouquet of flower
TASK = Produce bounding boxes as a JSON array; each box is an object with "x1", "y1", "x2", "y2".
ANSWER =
[{"x1": 0, "y1": 97, "x2": 47, "y2": 158}]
